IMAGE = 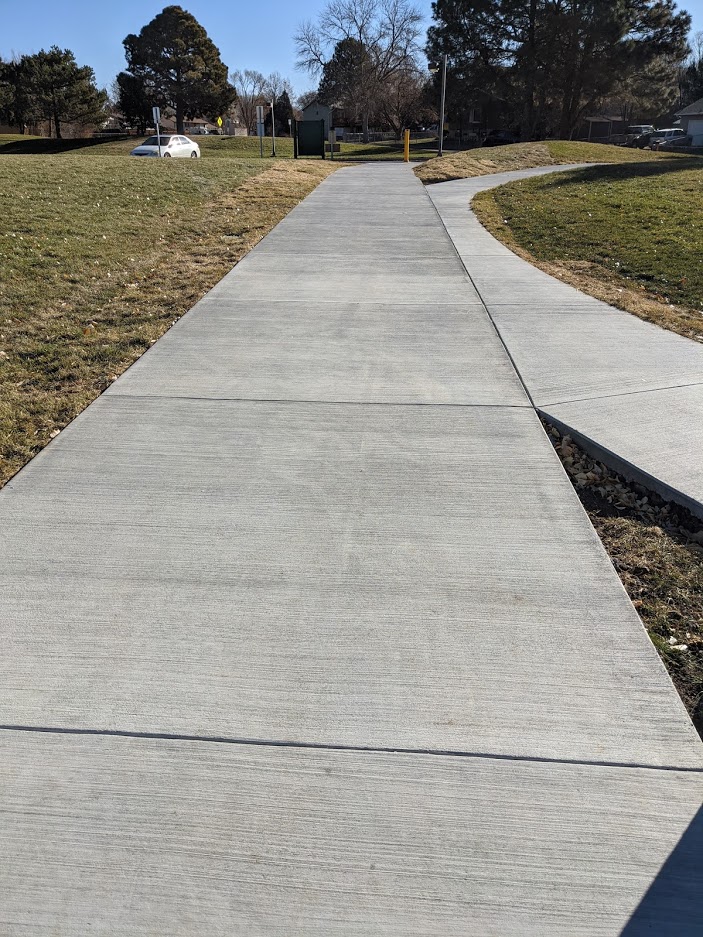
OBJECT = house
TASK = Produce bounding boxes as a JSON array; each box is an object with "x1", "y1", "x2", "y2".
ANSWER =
[
  {"x1": 301, "y1": 100, "x2": 331, "y2": 137},
  {"x1": 675, "y1": 98, "x2": 703, "y2": 145}
]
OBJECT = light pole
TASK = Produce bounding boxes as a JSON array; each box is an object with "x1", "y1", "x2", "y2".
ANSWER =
[
  {"x1": 271, "y1": 100, "x2": 276, "y2": 157},
  {"x1": 428, "y1": 54, "x2": 448, "y2": 157}
]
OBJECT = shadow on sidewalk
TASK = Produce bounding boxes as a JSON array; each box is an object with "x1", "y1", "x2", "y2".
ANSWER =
[{"x1": 620, "y1": 803, "x2": 703, "y2": 935}]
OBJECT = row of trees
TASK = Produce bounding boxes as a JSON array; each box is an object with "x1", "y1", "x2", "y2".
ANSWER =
[
  {"x1": 3, "y1": 1, "x2": 698, "y2": 143},
  {"x1": 0, "y1": 48, "x2": 107, "y2": 138},
  {"x1": 426, "y1": 0, "x2": 692, "y2": 140},
  {"x1": 293, "y1": 0, "x2": 695, "y2": 142}
]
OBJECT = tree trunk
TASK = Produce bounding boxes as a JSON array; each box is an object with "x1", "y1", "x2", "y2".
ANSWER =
[
  {"x1": 362, "y1": 110, "x2": 369, "y2": 143},
  {"x1": 176, "y1": 100, "x2": 185, "y2": 134},
  {"x1": 54, "y1": 110, "x2": 62, "y2": 139}
]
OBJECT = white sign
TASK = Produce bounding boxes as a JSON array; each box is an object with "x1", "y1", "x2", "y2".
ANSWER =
[
  {"x1": 152, "y1": 106, "x2": 161, "y2": 125},
  {"x1": 256, "y1": 105, "x2": 264, "y2": 124}
]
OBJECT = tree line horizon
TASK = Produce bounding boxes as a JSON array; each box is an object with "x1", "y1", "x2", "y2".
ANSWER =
[{"x1": 1, "y1": 1, "x2": 702, "y2": 142}]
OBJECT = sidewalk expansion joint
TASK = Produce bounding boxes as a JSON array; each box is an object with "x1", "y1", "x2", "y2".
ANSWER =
[
  {"x1": 2, "y1": 724, "x2": 702, "y2": 774},
  {"x1": 105, "y1": 393, "x2": 532, "y2": 409},
  {"x1": 539, "y1": 380, "x2": 703, "y2": 408}
]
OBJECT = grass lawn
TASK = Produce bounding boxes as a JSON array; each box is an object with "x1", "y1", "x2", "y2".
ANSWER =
[
  {"x1": 413, "y1": 139, "x2": 680, "y2": 184},
  {"x1": 0, "y1": 145, "x2": 337, "y2": 486},
  {"x1": 472, "y1": 157, "x2": 703, "y2": 341},
  {"x1": 0, "y1": 133, "x2": 440, "y2": 161}
]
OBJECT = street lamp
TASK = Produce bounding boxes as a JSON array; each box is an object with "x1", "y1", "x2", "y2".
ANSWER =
[{"x1": 428, "y1": 54, "x2": 448, "y2": 157}]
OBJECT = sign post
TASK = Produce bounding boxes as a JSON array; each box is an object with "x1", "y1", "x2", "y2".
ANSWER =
[
  {"x1": 153, "y1": 106, "x2": 161, "y2": 157},
  {"x1": 403, "y1": 128, "x2": 410, "y2": 162},
  {"x1": 256, "y1": 105, "x2": 264, "y2": 158}
]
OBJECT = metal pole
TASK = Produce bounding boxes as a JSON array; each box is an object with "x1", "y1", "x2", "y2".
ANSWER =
[
  {"x1": 438, "y1": 53, "x2": 447, "y2": 158},
  {"x1": 271, "y1": 100, "x2": 276, "y2": 157}
]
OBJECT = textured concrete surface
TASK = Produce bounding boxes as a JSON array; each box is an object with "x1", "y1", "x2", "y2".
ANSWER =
[
  {"x1": 2, "y1": 732, "x2": 702, "y2": 937},
  {"x1": 428, "y1": 167, "x2": 703, "y2": 516},
  {"x1": 3, "y1": 396, "x2": 701, "y2": 764},
  {"x1": 106, "y1": 301, "x2": 526, "y2": 405},
  {"x1": 1, "y1": 163, "x2": 702, "y2": 935}
]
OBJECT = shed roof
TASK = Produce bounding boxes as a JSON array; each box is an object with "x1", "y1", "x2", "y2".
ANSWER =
[
  {"x1": 301, "y1": 100, "x2": 330, "y2": 112},
  {"x1": 676, "y1": 97, "x2": 703, "y2": 117}
]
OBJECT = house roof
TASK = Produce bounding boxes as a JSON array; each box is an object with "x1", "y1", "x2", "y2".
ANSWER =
[
  {"x1": 301, "y1": 100, "x2": 330, "y2": 111},
  {"x1": 676, "y1": 97, "x2": 703, "y2": 117}
]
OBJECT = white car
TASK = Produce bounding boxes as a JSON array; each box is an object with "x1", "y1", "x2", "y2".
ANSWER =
[{"x1": 130, "y1": 135, "x2": 201, "y2": 158}]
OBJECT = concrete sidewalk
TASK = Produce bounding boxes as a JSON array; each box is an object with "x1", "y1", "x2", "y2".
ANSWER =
[
  {"x1": 427, "y1": 167, "x2": 703, "y2": 518},
  {"x1": 1, "y1": 164, "x2": 702, "y2": 935}
]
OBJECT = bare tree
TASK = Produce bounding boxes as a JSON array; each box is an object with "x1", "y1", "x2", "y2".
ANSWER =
[
  {"x1": 297, "y1": 89, "x2": 319, "y2": 109},
  {"x1": 231, "y1": 68, "x2": 267, "y2": 133},
  {"x1": 263, "y1": 71, "x2": 294, "y2": 102},
  {"x1": 295, "y1": 0, "x2": 423, "y2": 141},
  {"x1": 377, "y1": 63, "x2": 426, "y2": 135}
]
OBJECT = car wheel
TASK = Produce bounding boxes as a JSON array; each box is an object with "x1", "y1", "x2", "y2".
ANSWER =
[
  {"x1": 164, "y1": 153, "x2": 172, "y2": 158},
  {"x1": 191, "y1": 151, "x2": 198, "y2": 158}
]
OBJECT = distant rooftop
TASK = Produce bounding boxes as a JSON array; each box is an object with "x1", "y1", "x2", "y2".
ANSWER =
[{"x1": 676, "y1": 97, "x2": 703, "y2": 117}]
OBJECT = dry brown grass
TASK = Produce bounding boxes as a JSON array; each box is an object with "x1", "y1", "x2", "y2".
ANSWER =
[
  {"x1": 0, "y1": 158, "x2": 338, "y2": 487},
  {"x1": 413, "y1": 139, "x2": 684, "y2": 184},
  {"x1": 472, "y1": 189, "x2": 703, "y2": 343},
  {"x1": 415, "y1": 142, "x2": 557, "y2": 184}
]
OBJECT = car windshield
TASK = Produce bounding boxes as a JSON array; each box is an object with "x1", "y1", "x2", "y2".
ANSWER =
[{"x1": 142, "y1": 136, "x2": 172, "y2": 146}]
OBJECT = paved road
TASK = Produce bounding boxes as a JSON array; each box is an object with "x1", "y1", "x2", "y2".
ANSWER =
[
  {"x1": 1, "y1": 164, "x2": 702, "y2": 935},
  {"x1": 428, "y1": 167, "x2": 703, "y2": 518}
]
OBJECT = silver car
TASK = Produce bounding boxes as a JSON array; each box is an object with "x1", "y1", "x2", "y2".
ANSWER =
[{"x1": 130, "y1": 135, "x2": 201, "y2": 158}]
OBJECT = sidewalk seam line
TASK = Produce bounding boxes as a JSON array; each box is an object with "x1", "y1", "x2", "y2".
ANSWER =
[
  {"x1": 103, "y1": 394, "x2": 531, "y2": 409},
  {"x1": 2, "y1": 724, "x2": 701, "y2": 774},
  {"x1": 539, "y1": 380, "x2": 703, "y2": 408}
]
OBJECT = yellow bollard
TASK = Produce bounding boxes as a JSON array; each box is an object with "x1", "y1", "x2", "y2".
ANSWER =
[{"x1": 403, "y1": 129, "x2": 410, "y2": 162}]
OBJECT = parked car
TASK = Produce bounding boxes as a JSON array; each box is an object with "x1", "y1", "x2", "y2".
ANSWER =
[
  {"x1": 624, "y1": 124, "x2": 654, "y2": 146},
  {"x1": 130, "y1": 135, "x2": 201, "y2": 158},
  {"x1": 647, "y1": 128, "x2": 687, "y2": 150},
  {"x1": 657, "y1": 134, "x2": 693, "y2": 151}
]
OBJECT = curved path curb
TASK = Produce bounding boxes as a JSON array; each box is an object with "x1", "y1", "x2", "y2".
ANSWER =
[{"x1": 427, "y1": 165, "x2": 703, "y2": 519}]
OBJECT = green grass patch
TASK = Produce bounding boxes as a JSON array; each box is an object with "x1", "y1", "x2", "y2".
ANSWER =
[
  {"x1": 474, "y1": 159, "x2": 703, "y2": 320},
  {"x1": 0, "y1": 149, "x2": 337, "y2": 484}
]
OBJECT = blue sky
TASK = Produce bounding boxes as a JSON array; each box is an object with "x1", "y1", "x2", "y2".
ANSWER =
[
  {"x1": 0, "y1": 0, "x2": 435, "y2": 96},
  {"x1": 1, "y1": 0, "x2": 702, "y2": 97}
]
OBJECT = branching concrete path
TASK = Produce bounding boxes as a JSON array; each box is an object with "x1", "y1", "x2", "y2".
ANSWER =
[
  {"x1": 1, "y1": 164, "x2": 702, "y2": 935},
  {"x1": 428, "y1": 167, "x2": 703, "y2": 518}
]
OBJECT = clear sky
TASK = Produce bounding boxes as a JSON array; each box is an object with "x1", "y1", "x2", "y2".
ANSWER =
[{"x1": 1, "y1": 0, "x2": 702, "y2": 97}]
